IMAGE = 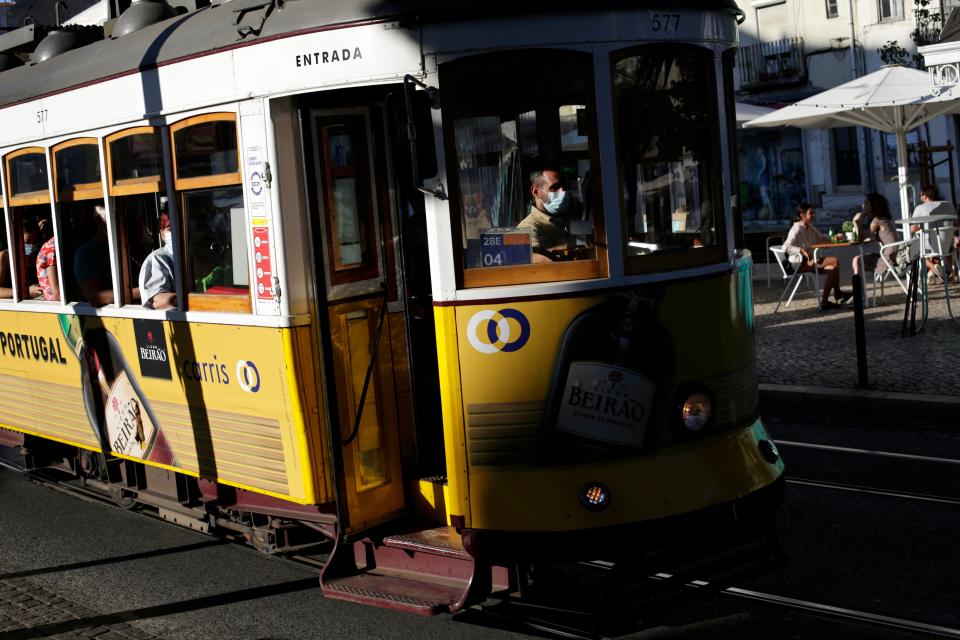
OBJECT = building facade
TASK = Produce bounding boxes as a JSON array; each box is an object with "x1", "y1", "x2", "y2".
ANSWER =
[{"x1": 736, "y1": 0, "x2": 960, "y2": 233}]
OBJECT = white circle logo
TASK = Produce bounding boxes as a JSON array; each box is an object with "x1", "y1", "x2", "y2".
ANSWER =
[{"x1": 236, "y1": 360, "x2": 261, "y2": 393}]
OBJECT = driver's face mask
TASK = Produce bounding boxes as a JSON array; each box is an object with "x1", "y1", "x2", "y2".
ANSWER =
[{"x1": 541, "y1": 188, "x2": 567, "y2": 216}]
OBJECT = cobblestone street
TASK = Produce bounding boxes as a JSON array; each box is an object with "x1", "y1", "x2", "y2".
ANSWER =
[
  {"x1": 0, "y1": 576, "x2": 161, "y2": 640},
  {"x1": 754, "y1": 268, "x2": 960, "y2": 396}
]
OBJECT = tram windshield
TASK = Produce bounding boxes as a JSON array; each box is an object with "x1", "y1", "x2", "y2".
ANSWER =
[
  {"x1": 612, "y1": 46, "x2": 724, "y2": 271},
  {"x1": 442, "y1": 49, "x2": 604, "y2": 285}
]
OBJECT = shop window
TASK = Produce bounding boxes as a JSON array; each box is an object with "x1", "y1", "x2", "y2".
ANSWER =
[
  {"x1": 439, "y1": 49, "x2": 605, "y2": 288},
  {"x1": 612, "y1": 45, "x2": 725, "y2": 273},
  {"x1": 52, "y1": 139, "x2": 111, "y2": 306},
  {"x1": 170, "y1": 113, "x2": 249, "y2": 313},
  {"x1": 106, "y1": 127, "x2": 169, "y2": 308},
  {"x1": 2, "y1": 149, "x2": 56, "y2": 301}
]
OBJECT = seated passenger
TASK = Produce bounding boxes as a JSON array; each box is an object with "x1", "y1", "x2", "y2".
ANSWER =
[
  {"x1": 911, "y1": 185, "x2": 958, "y2": 281},
  {"x1": 518, "y1": 164, "x2": 576, "y2": 263},
  {"x1": 74, "y1": 205, "x2": 114, "y2": 306},
  {"x1": 783, "y1": 202, "x2": 852, "y2": 311},
  {"x1": 851, "y1": 193, "x2": 898, "y2": 282},
  {"x1": 35, "y1": 220, "x2": 59, "y2": 301},
  {"x1": 0, "y1": 219, "x2": 43, "y2": 299},
  {"x1": 138, "y1": 212, "x2": 176, "y2": 310}
]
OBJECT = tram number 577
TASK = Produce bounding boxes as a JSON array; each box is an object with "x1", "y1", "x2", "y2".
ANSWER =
[
  {"x1": 651, "y1": 14, "x2": 680, "y2": 32},
  {"x1": 36, "y1": 109, "x2": 48, "y2": 124}
]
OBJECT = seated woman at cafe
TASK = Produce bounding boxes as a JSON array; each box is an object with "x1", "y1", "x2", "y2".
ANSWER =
[
  {"x1": 782, "y1": 202, "x2": 852, "y2": 311},
  {"x1": 851, "y1": 193, "x2": 899, "y2": 281}
]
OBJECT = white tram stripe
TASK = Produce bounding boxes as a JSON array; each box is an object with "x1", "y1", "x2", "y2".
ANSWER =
[
  {"x1": 786, "y1": 478, "x2": 960, "y2": 506},
  {"x1": 774, "y1": 439, "x2": 960, "y2": 466}
]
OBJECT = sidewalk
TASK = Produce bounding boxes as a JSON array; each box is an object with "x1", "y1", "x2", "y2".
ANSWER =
[{"x1": 753, "y1": 268, "x2": 960, "y2": 414}]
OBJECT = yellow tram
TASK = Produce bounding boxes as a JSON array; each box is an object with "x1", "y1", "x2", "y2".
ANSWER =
[{"x1": 0, "y1": 0, "x2": 784, "y2": 618}]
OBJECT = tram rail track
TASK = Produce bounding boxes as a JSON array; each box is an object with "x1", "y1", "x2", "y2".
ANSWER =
[{"x1": 5, "y1": 455, "x2": 960, "y2": 639}]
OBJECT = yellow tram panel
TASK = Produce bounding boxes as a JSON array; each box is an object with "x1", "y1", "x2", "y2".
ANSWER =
[
  {"x1": 0, "y1": 310, "x2": 332, "y2": 505},
  {"x1": 443, "y1": 269, "x2": 779, "y2": 531}
]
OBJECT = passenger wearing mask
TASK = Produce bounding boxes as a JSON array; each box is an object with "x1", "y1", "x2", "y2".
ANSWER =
[
  {"x1": 138, "y1": 212, "x2": 177, "y2": 310},
  {"x1": 518, "y1": 165, "x2": 575, "y2": 263},
  {"x1": 0, "y1": 219, "x2": 43, "y2": 299}
]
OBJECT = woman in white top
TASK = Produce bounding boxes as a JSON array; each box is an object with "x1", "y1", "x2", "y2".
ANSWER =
[{"x1": 782, "y1": 202, "x2": 851, "y2": 310}]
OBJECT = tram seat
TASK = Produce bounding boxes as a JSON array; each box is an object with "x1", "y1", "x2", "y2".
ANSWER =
[{"x1": 770, "y1": 245, "x2": 821, "y2": 313}]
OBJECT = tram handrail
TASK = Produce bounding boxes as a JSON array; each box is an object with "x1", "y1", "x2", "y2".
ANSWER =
[{"x1": 342, "y1": 283, "x2": 389, "y2": 447}]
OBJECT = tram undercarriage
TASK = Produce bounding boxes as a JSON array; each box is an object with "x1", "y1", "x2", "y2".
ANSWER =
[{"x1": 2, "y1": 427, "x2": 783, "y2": 626}]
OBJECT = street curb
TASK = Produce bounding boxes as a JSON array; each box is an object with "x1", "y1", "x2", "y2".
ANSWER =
[{"x1": 759, "y1": 383, "x2": 960, "y2": 418}]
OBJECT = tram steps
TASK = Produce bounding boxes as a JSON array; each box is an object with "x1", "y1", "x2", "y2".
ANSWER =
[{"x1": 322, "y1": 526, "x2": 505, "y2": 616}]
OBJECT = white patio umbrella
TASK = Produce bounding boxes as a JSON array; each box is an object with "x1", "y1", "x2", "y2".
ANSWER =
[
  {"x1": 745, "y1": 65, "x2": 960, "y2": 228},
  {"x1": 735, "y1": 102, "x2": 774, "y2": 128}
]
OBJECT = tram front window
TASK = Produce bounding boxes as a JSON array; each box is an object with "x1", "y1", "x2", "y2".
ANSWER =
[
  {"x1": 441, "y1": 49, "x2": 605, "y2": 286},
  {"x1": 612, "y1": 46, "x2": 724, "y2": 272}
]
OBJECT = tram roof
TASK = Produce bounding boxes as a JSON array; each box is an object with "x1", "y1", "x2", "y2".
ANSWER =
[{"x1": 0, "y1": 0, "x2": 742, "y2": 110}]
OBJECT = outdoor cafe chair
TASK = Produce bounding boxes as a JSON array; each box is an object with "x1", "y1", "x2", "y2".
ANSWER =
[
  {"x1": 868, "y1": 238, "x2": 914, "y2": 306},
  {"x1": 765, "y1": 234, "x2": 785, "y2": 288},
  {"x1": 925, "y1": 226, "x2": 959, "y2": 285},
  {"x1": 771, "y1": 245, "x2": 822, "y2": 313}
]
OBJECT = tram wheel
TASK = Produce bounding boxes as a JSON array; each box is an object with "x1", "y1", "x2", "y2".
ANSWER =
[{"x1": 110, "y1": 486, "x2": 139, "y2": 510}]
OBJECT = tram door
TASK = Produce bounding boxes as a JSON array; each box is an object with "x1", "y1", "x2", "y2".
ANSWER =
[{"x1": 309, "y1": 109, "x2": 406, "y2": 532}]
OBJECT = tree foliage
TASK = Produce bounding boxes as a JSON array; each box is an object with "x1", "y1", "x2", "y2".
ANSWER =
[{"x1": 878, "y1": 0, "x2": 944, "y2": 69}]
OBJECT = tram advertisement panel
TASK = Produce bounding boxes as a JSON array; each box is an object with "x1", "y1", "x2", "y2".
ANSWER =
[{"x1": 0, "y1": 312, "x2": 322, "y2": 503}]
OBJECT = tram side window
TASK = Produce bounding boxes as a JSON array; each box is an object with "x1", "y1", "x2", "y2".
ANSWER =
[
  {"x1": 106, "y1": 128, "x2": 171, "y2": 308},
  {"x1": 439, "y1": 50, "x2": 606, "y2": 287},
  {"x1": 171, "y1": 114, "x2": 250, "y2": 313},
  {"x1": 2, "y1": 149, "x2": 55, "y2": 301},
  {"x1": 53, "y1": 140, "x2": 112, "y2": 306},
  {"x1": 612, "y1": 46, "x2": 725, "y2": 273}
]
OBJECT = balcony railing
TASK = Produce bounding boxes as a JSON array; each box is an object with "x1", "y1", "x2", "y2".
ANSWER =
[{"x1": 737, "y1": 37, "x2": 806, "y2": 91}]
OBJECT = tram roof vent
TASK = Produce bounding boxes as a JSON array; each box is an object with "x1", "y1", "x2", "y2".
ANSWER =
[
  {"x1": 32, "y1": 24, "x2": 104, "y2": 64},
  {"x1": 112, "y1": 0, "x2": 177, "y2": 39}
]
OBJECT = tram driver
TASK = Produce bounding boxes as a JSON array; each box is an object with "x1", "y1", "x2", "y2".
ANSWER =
[
  {"x1": 519, "y1": 163, "x2": 581, "y2": 263},
  {"x1": 138, "y1": 211, "x2": 177, "y2": 310}
]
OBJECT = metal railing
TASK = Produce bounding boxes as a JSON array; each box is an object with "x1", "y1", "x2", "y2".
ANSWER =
[{"x1": 737, "y1": 37, "x2": 806, "y2": 90}]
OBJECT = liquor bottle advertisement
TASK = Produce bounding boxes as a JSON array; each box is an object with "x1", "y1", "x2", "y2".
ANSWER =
[{"x1": 59, "y1": 315, "x2": 176, "y2": 465}]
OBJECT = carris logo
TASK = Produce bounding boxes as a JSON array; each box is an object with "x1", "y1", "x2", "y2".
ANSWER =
[
  {"x1": 236, "y1": 360, "x2": 261, "y2": 393},
  {"x1": 466, "y1": 308, "x2": 530, "y2": 354}
]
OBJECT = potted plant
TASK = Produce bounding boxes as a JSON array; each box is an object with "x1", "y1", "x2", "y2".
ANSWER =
[{"x1": 841, "y1": 219, "x2": 856, "y2": 241}]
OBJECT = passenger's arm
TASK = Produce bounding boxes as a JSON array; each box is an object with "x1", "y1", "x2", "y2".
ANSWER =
[
  {"x1": 79, "y1": 278, "x2": 114, "y2": 306},
  {"x1": 47, "y1": 264, "x2": 59, "y2": 301},
  {"x1": 147, "y1": 292, "x2": 177, "y2": 309}
]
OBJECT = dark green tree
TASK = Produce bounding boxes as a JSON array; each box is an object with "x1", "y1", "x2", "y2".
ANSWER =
[{"x1": 878, "y1": 0, "x2": 944, "y2": 68}]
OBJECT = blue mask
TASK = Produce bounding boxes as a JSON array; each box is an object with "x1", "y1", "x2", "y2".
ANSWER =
[{"x1": 23, "y1": 244, "x2": 36, "y2": 257}]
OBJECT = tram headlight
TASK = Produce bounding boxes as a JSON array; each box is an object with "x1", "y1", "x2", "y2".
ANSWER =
[
  {"x1": 580, "y1": 482, "x2": 610, "y2": 511},
  {"x1": 680, "y1": 392, "x2": 713, "y2": 432}
]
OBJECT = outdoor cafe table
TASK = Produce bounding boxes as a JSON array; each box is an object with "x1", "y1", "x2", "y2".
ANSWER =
[{"x1": 811, "y1": 241, "x2": 877, "y2": 307}]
